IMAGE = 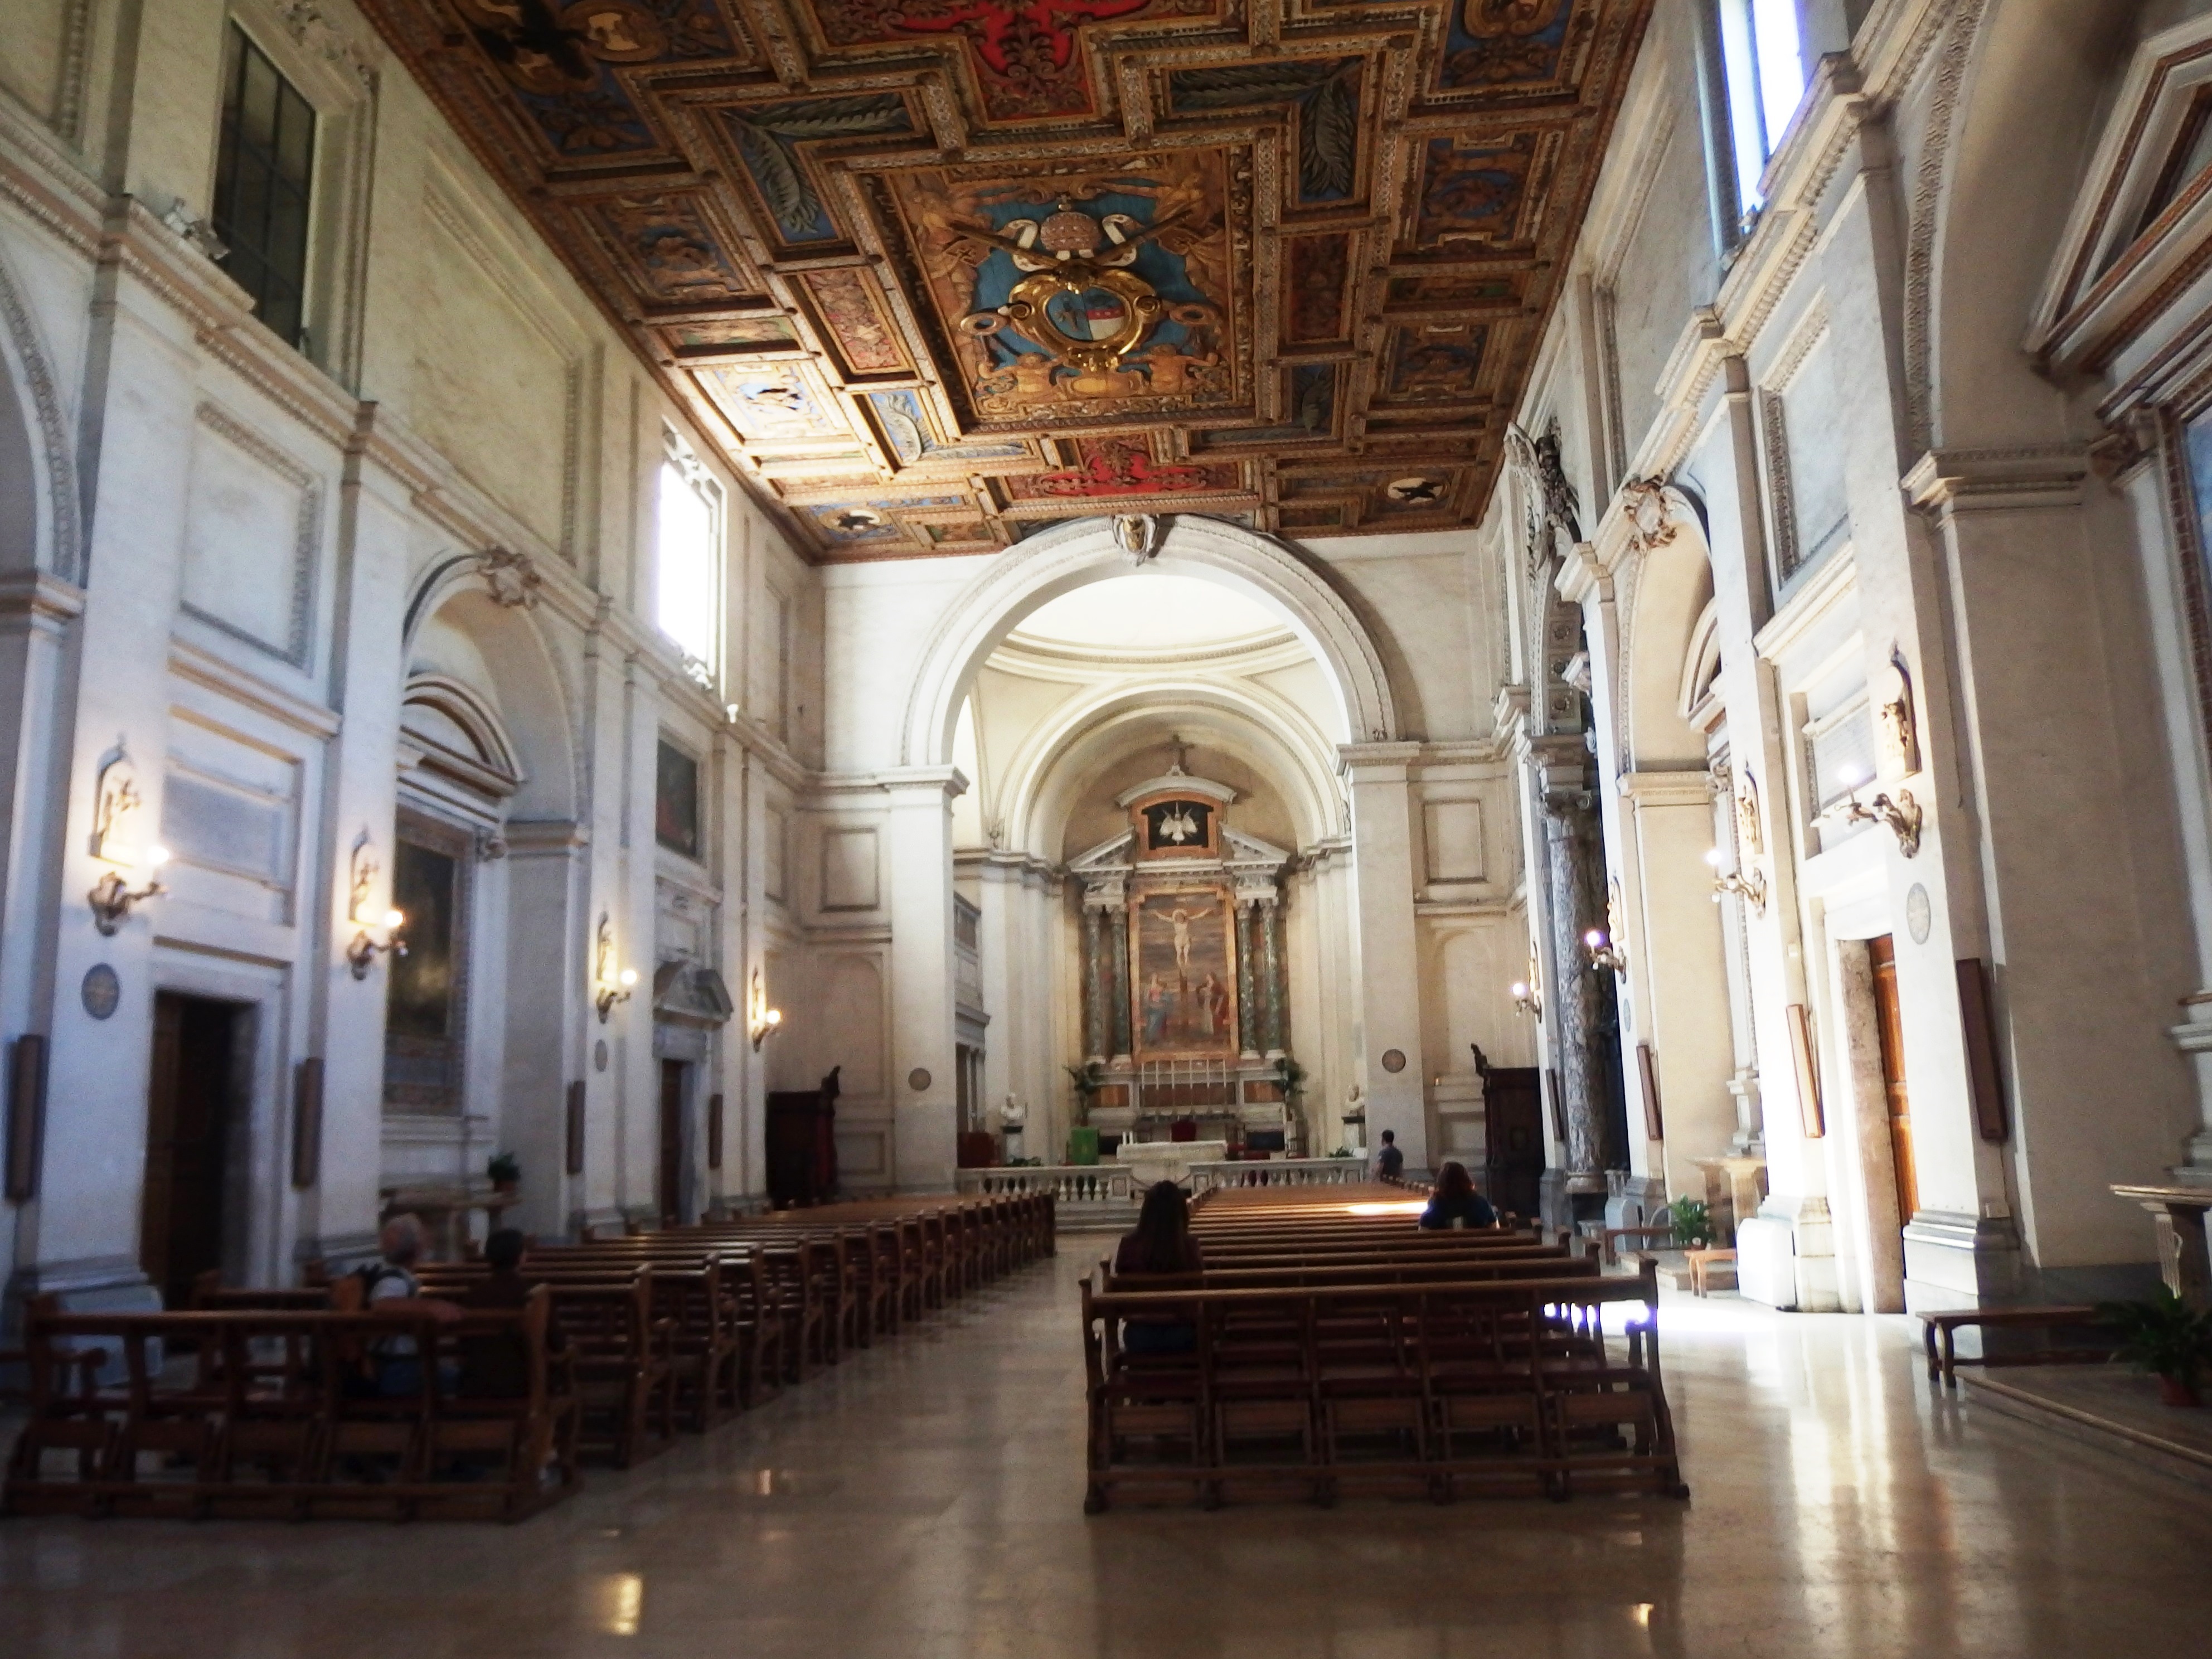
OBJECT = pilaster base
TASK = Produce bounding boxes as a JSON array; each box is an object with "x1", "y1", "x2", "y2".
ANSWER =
[
  {"x1": 1738, "y1": 1196, "x2": 1841, "y2": 1311},
  {"x1": 1, "y1": 1257, "x2": 161, "y2": 1377},
  {"x1": 1539, "y1": 1168, "x2": 1608, "y2": 1234},
  {"x1": 1605, "y1": 1171, "x2": 1666, "y2": 1230},
  {"x1": 1901, "y1": 1210, "x2": 2023, "y2": 1312},
  {"x1": 297, "y1": 1231, "x2": 380, "y2": 1275},
  {"x1": 2171, "y1": 1128, "x2": 2212, "y2": 1187}
]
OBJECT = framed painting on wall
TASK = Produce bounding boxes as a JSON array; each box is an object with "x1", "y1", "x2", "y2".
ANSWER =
[{"x1": 1129, "y1": 884, "x2": 1238, "y2": 1059}]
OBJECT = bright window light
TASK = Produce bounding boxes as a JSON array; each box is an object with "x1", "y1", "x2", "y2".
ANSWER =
[
  {"x1": 656, "y1": 440, "x2": 720, "y2": 682},
  {"x1": 1718, "y1": 0, "x2": 1810, "y2": 224}
]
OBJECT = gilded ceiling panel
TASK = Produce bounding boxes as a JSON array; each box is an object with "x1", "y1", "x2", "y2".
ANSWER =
[{"x1": 357, "y1": 0, "x2": 1652, "y2": 559}]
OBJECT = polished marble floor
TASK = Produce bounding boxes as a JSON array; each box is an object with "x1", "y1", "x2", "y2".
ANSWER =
[{"x1": 6, "y1": 1249, "x2": 2212, "y2": 1658}]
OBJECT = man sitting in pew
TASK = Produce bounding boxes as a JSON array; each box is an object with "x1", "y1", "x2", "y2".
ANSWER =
[
  {"x1": 1112, "y1": 1182, "x2": 1205, "y2": 1356},
  {"x1": 355, "y1": 1214, "x2": 463, "y2": 1396},
  {"x1": 456, "y1": 1229, "x2": 566, "y2": 1398},
  {"x1": 1418, "y1": 1163, "x2": 1498, "y2": 1231}
]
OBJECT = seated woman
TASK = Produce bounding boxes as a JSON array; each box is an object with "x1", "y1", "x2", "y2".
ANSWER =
[
  {"x1": 1419, "y1": 1161, "x2": 1499, "y2": 1230},
  {"x1": 1112, "y1": 1180, "x2": 1205, "y2": 1355}
]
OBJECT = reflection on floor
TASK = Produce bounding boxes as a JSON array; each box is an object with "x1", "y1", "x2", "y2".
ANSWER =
[{"x1": 6, "y1": 1253, "x2": 2212, "y2": 1658}]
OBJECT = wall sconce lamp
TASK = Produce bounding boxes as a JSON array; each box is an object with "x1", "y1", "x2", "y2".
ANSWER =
[
  {"x1": 1832, "y1": 787, "x2": 1923, "y2": 858},
  {"x1": 1705, "y1": 847, "x2": 1769, "y2": 915},
  {"x1": 596, "y1": 967, "x2": 638, "y2": 1025},
  {"x1": 88, "y1": 846, "x2": 169, "y2": 936},
  {"x1": 1509, "y1": 977, "x2": 1543, "y2": 1021},
  {"x1": 347, "y1": 908, "x2": 407, "y2": 979},
  {"x1": 1583, "y1": 928, "x2": 1627, "y2": 974},
  {"x1": 748, "y1": 968, "x2": 783, "y2": 1052}
]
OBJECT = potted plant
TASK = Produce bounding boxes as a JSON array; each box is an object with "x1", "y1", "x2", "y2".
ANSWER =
[
  {"x1": 2097, "y1": 1288, "x2": 2212, "y2": 1407},
  {"x1": 1668, "y1": 1197, "x2": 1714, "y2": 1249},
  {"x1": 1064, "y1": 1061, "x2": 1107, "y2": 1126},
  {"x1": 486, "y1": 1150, "x2": 521, "y2": 1195}
]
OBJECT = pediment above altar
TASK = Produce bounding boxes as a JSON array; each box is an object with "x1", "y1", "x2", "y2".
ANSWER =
[
  {"x1": 1223, "y1": 827, "x2": 1292, "y2": 867},
  {"x1": 1069, "y1": 830, "x2": 1137, "y2": 874},
  {"x1": 1115, "y1": 770, "x2": 1237, "y2": 809}
]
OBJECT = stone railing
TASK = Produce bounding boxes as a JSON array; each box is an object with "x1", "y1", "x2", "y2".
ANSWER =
[
  {"x1": 1187, "y1": 1158, "x2": 1367, "y2": 1192},
  {"x1": 954, "y1": 1156, "x2": 1369, "y2": 1226},
  {"x1": 955, "y1": 1165, "x2": 1139, "y2": 1209}
]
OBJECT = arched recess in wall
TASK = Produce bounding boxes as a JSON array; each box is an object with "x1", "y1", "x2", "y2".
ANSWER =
[
  {"x1": 901, "y1": 515, "x2": 1399, "y2": 769},
  {"x1": 384, "y1": 573, "x2": 582, "y2": 1144},
  {"x1": 401, "y1": 570, "x2": 579, "y2": 823},
  {"x1": 1000, "y1": 680, "x2": 1344, "y2": 858},
  {"x1": 0, "y1": 242, "x2": 81, "y2": 581},
  {"x1": 1907, "y1": 0, "x2": 2105, "y2": 453},
  {"x1": 1620, "y1": 488, "x2": 1716, "y2": 773}
]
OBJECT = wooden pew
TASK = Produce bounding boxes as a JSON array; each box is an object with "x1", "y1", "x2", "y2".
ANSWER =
[
  {"x1": 4, "y1": 1299, "x2": 573, "y2": 1521},
  {"x1": 1079, "y1": 1265, "x2": 1684, "y2": 1512}
]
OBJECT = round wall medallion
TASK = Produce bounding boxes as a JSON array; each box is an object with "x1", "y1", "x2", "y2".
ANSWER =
[
  {"x1": 1905, "y1": 884, "x2": 1932, "y2": 945},
  {"x1": 1380, "y1": 1048, "x2": 1407, "y2": 1074},
  {"x1": 594, "y1": 1039, "x2": 609, "y2": 1073},
  {"x1": 909, "y1": 1068, "x2": 933, "y2": 1093},
  {"x1": 81, "y1": 963, "x2": 120, "y2": 1020}
]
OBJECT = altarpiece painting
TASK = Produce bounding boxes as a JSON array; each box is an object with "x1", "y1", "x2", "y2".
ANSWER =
[{"x1": 1131, "y1": 886, "x2": 1237, "y2": 1058}]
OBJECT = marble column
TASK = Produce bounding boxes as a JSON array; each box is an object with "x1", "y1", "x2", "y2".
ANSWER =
[
  {"x1": 1263, "y1": 898, "x2": 1287, "y2": 1058},
  {"x1": 1105, "y1": 900, "x2": 1132, "y2": 1059},
  {"x1": 1235, "y1": 899, "x2": 1259, "y2": 1058},
  {"x1": 1545, "y1": 787, "x2": 1618, "y2": 1182},
  {"x1": 1079, "y1": 903, "x2": 1105, "y2": 1063}
]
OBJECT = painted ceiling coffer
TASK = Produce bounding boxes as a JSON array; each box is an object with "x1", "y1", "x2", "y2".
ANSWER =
[{"x1": 360, "y1": 0, "x2": 1652, "y2": 559}]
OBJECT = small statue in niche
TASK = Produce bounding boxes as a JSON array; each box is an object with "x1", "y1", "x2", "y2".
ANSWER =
[
  {"x1": 1734, "y1": 770, "x2": 1764, "y2": 859},
  {"x1": 348, "y1": 830, "x2": 379, "y2": 923},
  {"x1": 1875, "y1": 654, "x2": 1921, "y2": 778},
  {"x1": 90, "y1": 741, "x2": 142, "y2": 864}
]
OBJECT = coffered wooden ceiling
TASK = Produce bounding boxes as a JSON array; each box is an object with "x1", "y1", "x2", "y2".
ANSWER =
[{"x1": 358, "y1": 0, "x2": 1652, "y2": 560}]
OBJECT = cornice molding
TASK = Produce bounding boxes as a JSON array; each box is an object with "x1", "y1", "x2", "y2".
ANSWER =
[
  {"x1": 0, "y1": 568, "x2": 86, "y2": 628},
  {"x1": 169, "y1": 637, "x2": 342, "y2": 740},
  {"x1": 1902, "y1": 446, "x2": 2090, "y2": 513}
]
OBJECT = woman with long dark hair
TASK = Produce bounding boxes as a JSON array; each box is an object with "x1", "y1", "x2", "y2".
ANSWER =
[
  {"x1": 1115, "y1": 1180, "x2": 1204, "y2": 1274},
  {"x1": 1418, "y1": 1161, "x2": 1498, "y2": 1230},
  {"x1": 1112, "y1": 1180, "x2": 1204, "y2": 1354}
]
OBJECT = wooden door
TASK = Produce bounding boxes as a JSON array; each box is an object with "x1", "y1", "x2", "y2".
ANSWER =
[
  {"x1": 1481, "y1": 1066, "x2": 1545, "y2": 1222},
  {"x1": 1867, "y1": 935, "x2": 1918, "y2": 1225},
  {"x1": 139, "y1": 993, "x2": 236, "y2": 1307},
  {"x1": 658, "y1": 1060, "x2": 685, "y2": 1224}
]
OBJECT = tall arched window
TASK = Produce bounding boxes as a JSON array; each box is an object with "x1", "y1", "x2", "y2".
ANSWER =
[
  {"x1": 657, "y1": 429, "x2": 722, "y2": 686},
  {"x1": 1719, "y1": 1, "x2": 1808, "y2": 225},
  {"x1": 1697, "y1": 0, "x2": 1812, "y2": 250}
]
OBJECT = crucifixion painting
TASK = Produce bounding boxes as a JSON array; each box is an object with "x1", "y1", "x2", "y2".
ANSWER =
[{"x1": 1131, "y1": 886, "x2": 1236, "y2": 1057}]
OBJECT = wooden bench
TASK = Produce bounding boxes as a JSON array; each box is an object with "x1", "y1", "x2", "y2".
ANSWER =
[
  {"x1": 1918, "y1": 1305, "x2": 2117, "y2": 1389},
  {"x1": 4, "y1": 1297, "x2": 574, "y2": 1521},
  {"x1": 1079, "y1": 1263, "x2": 1684, "y2": 1512}
]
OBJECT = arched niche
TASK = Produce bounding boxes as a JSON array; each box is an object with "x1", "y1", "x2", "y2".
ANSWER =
[
  {"x1": 901, "y1": 515, "x2": 1399, "y2": 769},
  {"x1": 403, "y1": 583, "x2": 577, "y2": 822},
  {"x1": 998, "y1": 682, "x2": 1342, "y2": 859},
  {"x1": 0, "y1": 246, "x2": 80, "y2": 580},
  {"x1": 1913, "y1": 0, "x2": 2122, "y2": 450},
  {"x1": 1621, "y1": 493, "x2": 1717, "y2": 772}
]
